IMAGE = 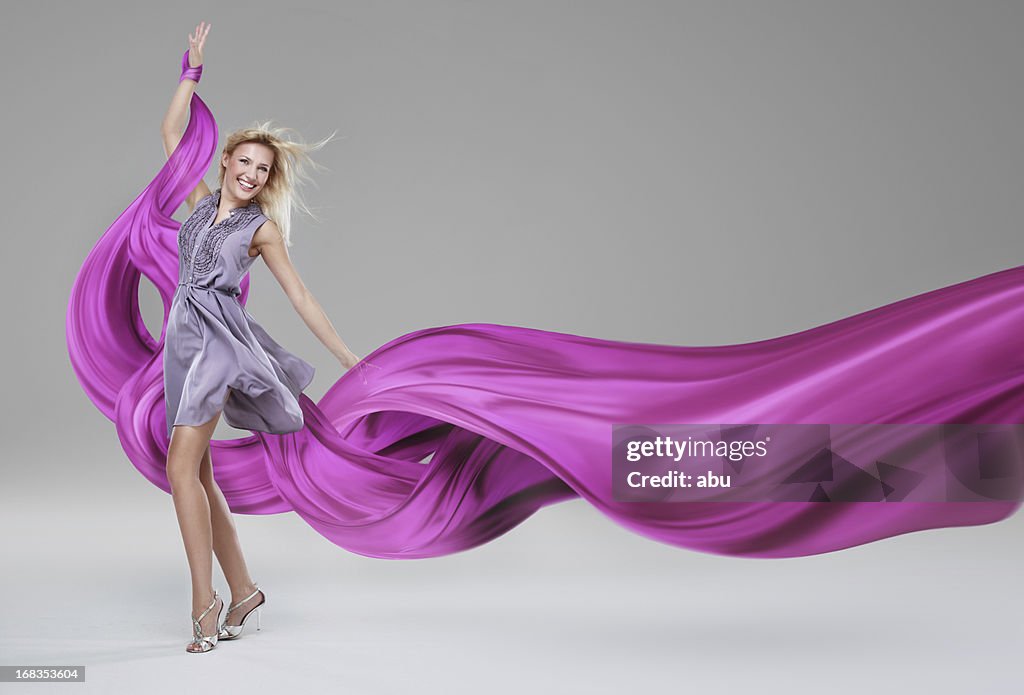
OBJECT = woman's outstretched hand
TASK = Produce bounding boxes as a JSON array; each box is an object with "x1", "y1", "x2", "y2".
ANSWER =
[
  {"x1": 337, "y1": 349, "x2": 360, "y2": 371},
  {"x1": 339, "y1": 352, "x2": 383, "y2": 384},
  {"x1": 188, "y1": 21, "x2": 211, "y2": 68}
]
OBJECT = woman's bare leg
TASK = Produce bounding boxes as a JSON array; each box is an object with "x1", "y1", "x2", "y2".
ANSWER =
[
  {"x1": 198, "y1": 444, "x2": 261, "y2": 626},
  {"x1": 166, "y1": 411, "x2": 224, "y2": 650}
]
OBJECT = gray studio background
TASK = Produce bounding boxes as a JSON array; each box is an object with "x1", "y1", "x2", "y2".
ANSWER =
[{"x1": 2, "y1": 1, "x2": 1023, "y2": 693}]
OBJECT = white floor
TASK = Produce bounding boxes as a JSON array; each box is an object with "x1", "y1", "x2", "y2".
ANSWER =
[{"x1": 3, "y1": 452, "x2": 1022, "y2": 694}]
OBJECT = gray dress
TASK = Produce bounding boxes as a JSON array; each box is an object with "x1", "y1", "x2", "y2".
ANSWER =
[{"x1": 163, "y1": 187, "x2": 315, "y2": 438}]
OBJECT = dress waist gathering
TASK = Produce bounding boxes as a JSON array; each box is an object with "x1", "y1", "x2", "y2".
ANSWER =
[
  {"x1": 174, "y1": 283, "x2": 241, "y2": 330},
  {"x1": 176, "y1": 282, "x2": 240, "y2": 298}
]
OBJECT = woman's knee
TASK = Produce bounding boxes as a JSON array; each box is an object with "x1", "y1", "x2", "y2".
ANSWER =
[{"x1": 167, "y1": 454, "x2": 201, "y2": 488}]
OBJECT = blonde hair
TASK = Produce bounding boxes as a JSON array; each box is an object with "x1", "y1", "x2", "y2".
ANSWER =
[{"x1": 217, "y1": 121, "x2": 338, "y2": 247}]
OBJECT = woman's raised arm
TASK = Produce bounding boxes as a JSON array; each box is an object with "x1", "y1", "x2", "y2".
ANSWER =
[{"x1": 161, "y1": 21, "x2": 212, "y2": 211}]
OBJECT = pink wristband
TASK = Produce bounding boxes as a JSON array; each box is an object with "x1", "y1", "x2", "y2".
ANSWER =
[{"x1": 179, "y1": 50, "x2": 203, "y2": 84}]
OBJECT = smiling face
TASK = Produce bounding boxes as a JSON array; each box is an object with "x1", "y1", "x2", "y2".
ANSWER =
[{"x1": 221, "y1": 142, "x2": 275, "y2": 202}]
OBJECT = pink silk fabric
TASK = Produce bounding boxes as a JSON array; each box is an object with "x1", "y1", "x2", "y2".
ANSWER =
[{"x1": 67, "y1": 90, "x2": 1024, "y2": 559}]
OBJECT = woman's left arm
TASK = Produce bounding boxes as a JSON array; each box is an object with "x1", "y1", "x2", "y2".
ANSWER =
[{"x1": 254, "y1": 220, "x2": 360, "y2": 370}]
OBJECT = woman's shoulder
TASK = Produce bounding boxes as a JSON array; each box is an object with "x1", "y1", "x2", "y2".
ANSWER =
[{"x1": 252, "y1": 216, "x2": 281, "y2": 238}]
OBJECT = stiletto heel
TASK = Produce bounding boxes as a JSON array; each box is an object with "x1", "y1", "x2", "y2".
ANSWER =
[
  {"x1": 218, "y1": 583, "x2": 265, "y2": 641},
  {"x1": 186, "y1": 591, "x2": 223, "y2": 654}
]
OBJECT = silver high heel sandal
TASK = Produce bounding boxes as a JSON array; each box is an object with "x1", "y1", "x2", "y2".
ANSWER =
[
  {"x1": 218, "y1": 583, "x2": 265, "y2": 640},
  {"x1": 186, "y1": 591, "x2": 223, "y2": 654}
]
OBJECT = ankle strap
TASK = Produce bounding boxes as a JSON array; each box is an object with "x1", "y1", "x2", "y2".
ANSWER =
[{"x1": 227, "y1": 583, "x2": 261, "y2": 613}]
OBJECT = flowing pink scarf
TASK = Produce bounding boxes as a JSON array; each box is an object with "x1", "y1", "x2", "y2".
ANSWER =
[{"x1": 66, "y1": 89, "x2": 1024, "y2": 559}]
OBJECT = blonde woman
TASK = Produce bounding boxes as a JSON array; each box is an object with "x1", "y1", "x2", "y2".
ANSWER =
[{"x1": 161, "y1": 21, "x2": 360, "y2": 653}]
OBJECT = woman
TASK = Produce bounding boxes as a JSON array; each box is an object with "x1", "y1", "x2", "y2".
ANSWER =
[{"x1": 162, "y1": 21, "x2": 361, "y2": 653}]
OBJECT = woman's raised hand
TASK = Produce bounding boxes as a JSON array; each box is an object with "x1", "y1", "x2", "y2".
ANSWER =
[{"x1": 188, "y1": 21, "x2": 211, "y2": 69}]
